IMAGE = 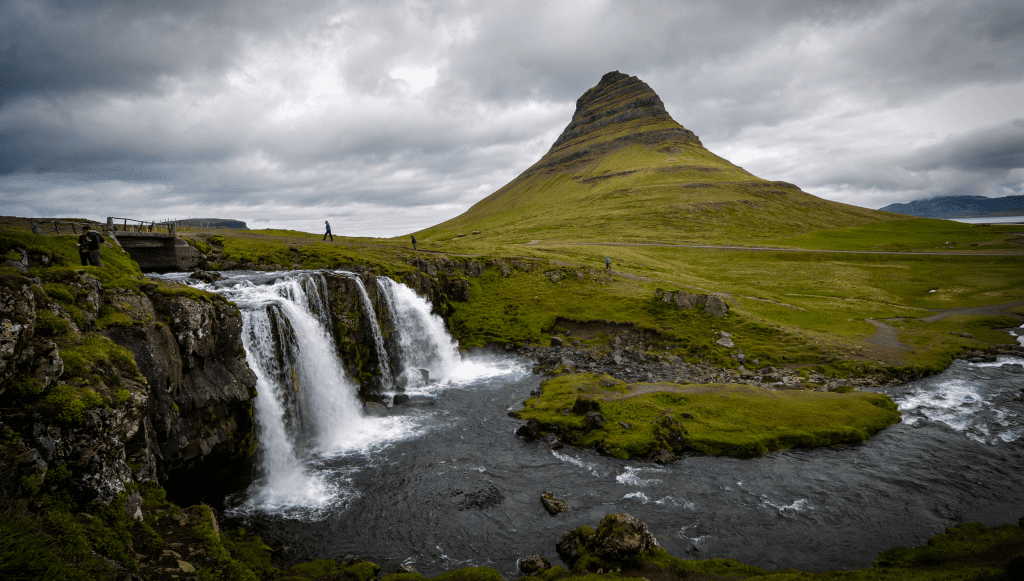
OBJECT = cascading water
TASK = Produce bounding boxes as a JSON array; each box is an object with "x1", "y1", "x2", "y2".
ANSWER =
[
  {"x1": 378, "y1": 277, "x2": 461, "y2": 388},
  {"x1": 164, "y1": 270, "x2": 416, "y2": 517},
  {"x1": 339, "y1": 272, "x2": 395, "y2": 391}
]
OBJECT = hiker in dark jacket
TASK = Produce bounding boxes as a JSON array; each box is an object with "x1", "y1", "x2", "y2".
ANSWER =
[
  {"x1": 78, "y1": 225, "x2": 104, "y2": 267},
  {"x1": 323, "y1": 221, "x2": 333, "y2": 242},
  {"x1": 411, "y1": 235, "x2": 416, "y2": 250}
]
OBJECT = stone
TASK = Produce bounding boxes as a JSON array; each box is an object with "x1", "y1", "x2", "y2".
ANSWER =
[
  {"x1": 611, "y1": 352, "x2": 623, "y2": 365},
  {"x1": 704, "y1": 295, "x2": 729, "y2": 317},
  {"x1": 715, "y1": 336, "x2": 734, "y2": 348},
  {"x1": 572, "y1": 397, "x2": 601, "y2": 415},
  {"x1": 541, "y1": 491, "x2": 569, "y2": 515},
  {"x1": 364, "y1": 402, "x2": 388, "y2": 417},
  {"x1": 584, "y1": 411, "x2": 605, "y2": 430},
  {"x1": 188, "y1": 270, "x2": 223, "y2": 284},
  {"x1": 550, "y1": 273, "x2": 561, "y2": 283},
  {"x1": 393, "y1": 393, "x2": 411, "y2": 405},
  {"x1": 673, "y1": 291, "x2": 705, "y2": 310},
  {"x1": 550, "y1": 336, "x2": 563, "y2": 347},
  {"x1": 519, "y1": 555, "x2": 552, "y2": 575},
  {"x1": 591, "y1": 513, "x2": 659, "y2": 560},
  {"x1": 560, "y1": 357, "x2": 575, "y2": 369},
  {"x1": 515, "y1": 419, "x2": 540, "y2": 441},
  {"x1": 542, "y1": 433, "x2": 563, "y2": 450}
]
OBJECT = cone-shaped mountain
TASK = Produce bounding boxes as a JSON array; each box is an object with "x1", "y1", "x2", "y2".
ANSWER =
[{"x1": 418, "y1": 71, "x2": 900, "y2": 244}]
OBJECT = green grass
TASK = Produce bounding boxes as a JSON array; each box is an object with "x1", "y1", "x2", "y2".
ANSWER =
[{"x1": 516, "y1": 374, "x2": 901, "y2": 458}]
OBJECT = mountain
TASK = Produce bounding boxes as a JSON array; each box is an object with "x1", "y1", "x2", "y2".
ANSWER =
[
  {"x1": 172, "y1": 218, "x2": 249, "y2": 229},
  {"x1": 879, "y1": 195, "x2": 1024, "y2": 219},
  {"x1": 417, "y1": 71, "x2": 903, "y2": 244}
]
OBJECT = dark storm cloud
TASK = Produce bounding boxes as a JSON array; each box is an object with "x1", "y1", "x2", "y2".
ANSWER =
[
  {"x1": 906, "y1": 119, "x2": 1024, "y2": 173},
  {"x1": 2, "y1": 0, "x2": 1023, "y2": 234}
]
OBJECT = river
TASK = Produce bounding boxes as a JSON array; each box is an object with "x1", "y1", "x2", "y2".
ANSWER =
[{"x1": 154, "y1": 270, "x2": 1024, "y2": 577}]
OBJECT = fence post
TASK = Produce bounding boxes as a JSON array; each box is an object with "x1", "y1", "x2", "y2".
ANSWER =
[
  {"x1": 52, "y1": 221, "x2": 60, "y2": 234},
  {"x1": 169, "y1": 221, "x2": 176, "y2": 237}
]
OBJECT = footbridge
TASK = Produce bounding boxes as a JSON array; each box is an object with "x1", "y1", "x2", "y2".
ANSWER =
[{"x1": 104, "y1": 217, "x2": 205, "y2": 273}]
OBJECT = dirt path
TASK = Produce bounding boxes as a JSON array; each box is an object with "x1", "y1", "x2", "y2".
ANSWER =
[
  {"x1": 525, "y1": 240, "x2": 1024, "y2": 257},
  {"x1": 921, "y1": 299, "x2": 1024, "y2": 323}
]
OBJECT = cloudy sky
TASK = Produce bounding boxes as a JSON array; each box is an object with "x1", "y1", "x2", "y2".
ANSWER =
[{"x1": 2, "y1": 0, "x2": 1023, "y2": 236}]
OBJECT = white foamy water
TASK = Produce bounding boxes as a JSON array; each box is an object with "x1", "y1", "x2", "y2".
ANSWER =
[
  {"x1": 891, "y1": 355, "x2": 1024, "y2": 445},
  {"x1": 616, "y1": 465, "x2": 666, "y2": 487},
  {"x1": 760, "y1": 496, "x2": 812, "y2": 517}
]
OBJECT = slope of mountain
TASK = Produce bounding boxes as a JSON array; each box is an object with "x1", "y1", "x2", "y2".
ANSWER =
[
  {"x1": 417, "y1": 71, "x2": 904, "y2": 245},
  {"x1": 880, "y1": 195, "x2": 1024, "y2": 219}
]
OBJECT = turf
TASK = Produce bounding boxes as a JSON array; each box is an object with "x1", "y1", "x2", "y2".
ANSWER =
[{"x1": 515, "y1": 374, "x2": 901, "y2": 458}]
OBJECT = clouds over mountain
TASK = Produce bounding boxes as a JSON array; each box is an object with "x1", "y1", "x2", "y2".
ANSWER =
[{"x1": 2, "y1": 0, "x2": 1022, "y2": 234}]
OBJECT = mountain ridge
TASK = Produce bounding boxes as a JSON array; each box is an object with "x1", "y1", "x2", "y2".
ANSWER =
[{"x1": 880, "y1": 195, "x2": 1024, "y2": 219}]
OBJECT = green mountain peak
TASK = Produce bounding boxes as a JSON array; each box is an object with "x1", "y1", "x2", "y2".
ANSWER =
[{"x1": 419, "y1": 71, "x2": 902, "y2": 245}]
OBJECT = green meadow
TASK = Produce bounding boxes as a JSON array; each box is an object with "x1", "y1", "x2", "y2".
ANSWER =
[{"x1": 514, "y1": 374, "x2": 901, "y2": 458}]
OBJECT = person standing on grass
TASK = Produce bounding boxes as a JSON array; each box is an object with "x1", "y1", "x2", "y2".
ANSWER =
[
  {"x1": 78, "y1": 225, "x2": 104, "y2": 267},
  {"x1": 411, "y1": 235, "x2": 416, "y2": 250},
  {"x1": 323, "y1": 220, "x2": 333, "y2": 242},
  {"x1": 605, "y1": 256, "x2": 611, "y2": 272}
]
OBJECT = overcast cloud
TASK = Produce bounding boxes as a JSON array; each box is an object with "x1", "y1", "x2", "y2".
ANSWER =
[{"x1": 2, "y1": 0, "x2": 1022, "y2": 236}]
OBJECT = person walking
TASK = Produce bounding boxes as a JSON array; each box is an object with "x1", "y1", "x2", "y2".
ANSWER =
[
  {"x1": 323, "y1": 220, "x2": 333, "y2": 242},
  {"x1": 78, "y1": 225, "x2": 104, "y2": 267},
  {"x1": 605, "y1": 256, "x2": 611, "y2": 273},
  {"x1": 411, "y1": 235, "x2": 416, "y2": 251}
]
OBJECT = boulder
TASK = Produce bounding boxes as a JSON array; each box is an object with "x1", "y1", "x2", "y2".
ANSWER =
[
  {"x1": 704, "y1": 295, "x2": 729, "y2": 317},
  {"x1": 591, "y1": 513, "x2": 659, "y2": 561},
  {"x1": 673, "y1": 292, "x2": 705, "y2": 309},
  {"x1": 550, "y1": 336, "x2": 563, "y2": 347},
  {"x1": 541, "y1": 491, "x2": 569, "y2": 515},
  {"x1": 515, "y1": 418, "x2": 540, "y2": 441},
  {"x1": 572, "y1": 397, "x2": 601, "y2": 415},
  {"x1": 364, "y1": 402, "x2": 389, "y2": 417},
  {"x1": 393, "y1": 393, "x2": 410, "y2": 406},
  {"x1": 519, "y1": 555, "x2": 552, "y2": 575},
  {"x1": 584, "y1": 411, "x2": 605, "y2": 430},
  {"x1": 188, "y1": 270, "x2": 223, "y2": 284}
]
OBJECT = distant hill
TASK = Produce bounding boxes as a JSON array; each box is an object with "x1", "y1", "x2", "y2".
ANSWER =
[
  {"x1": 173, "y1": 218, "x2": 249, "y2": 230},
  {"x1": 879, "y1": 195, "x2": 1024, "y2": 219},
  {"x1": 417, "y1": 71, "x2": 905, "y2": 245}
]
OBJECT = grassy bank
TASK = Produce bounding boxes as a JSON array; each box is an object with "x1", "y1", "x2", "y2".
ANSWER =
[{"x1": 515, "y1": 374, "x2": 901, "y2": 458}]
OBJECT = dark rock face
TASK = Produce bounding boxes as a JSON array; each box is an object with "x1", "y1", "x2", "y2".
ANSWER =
[
  {"x1": 323, "y1": 272, "x2": 394, "y2": 398},
  {"x1": 108, "y1": 293, "x2": 257, "y2": 486},
  {"x1": 531, "y1": 71, "x2": 702, "y2": 176},
  {"x1": 0, "y1": 274, "x2": 37, "y2": 387},
  {"x1": 0, "y1": 266, "x2": 256, "y2": 506}
]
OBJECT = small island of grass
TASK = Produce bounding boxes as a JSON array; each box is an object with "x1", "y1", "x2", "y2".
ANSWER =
[{"x1": 515, "y1": 373, "x2": 901, "y2": 459}]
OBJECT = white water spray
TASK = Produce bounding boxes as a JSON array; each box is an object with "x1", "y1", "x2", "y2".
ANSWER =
[{"x1": 378, "y1": 277, "x2": 461, "y2": 387}]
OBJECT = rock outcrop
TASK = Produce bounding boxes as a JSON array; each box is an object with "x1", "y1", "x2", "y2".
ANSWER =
[
  {"x1": 557, "y1": 513, "x2": 659, "y2": 571},
  {"x1": 0, "y1": 247, "x2": 255, "y2": 507},
  {"x1": 655, "y1": 288, "x2": 730, "y2": 317},
  {"x1": 533, "y1": 71, "x2": 702, "y2": 176}
]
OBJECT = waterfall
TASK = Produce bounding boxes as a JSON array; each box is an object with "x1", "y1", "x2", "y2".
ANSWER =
[
  {"x1": 190, "y1": 271, "x2": 407, "y2": 514},
  {"x1": 378, "y1": 277, "x2": 461, "y2": 387},
  {"x1": 158, "y1": 269, "x2": 483, "y2": 516},
  {"x1": 338, "y1": 272, "x2": 395, "y2": 391}
]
